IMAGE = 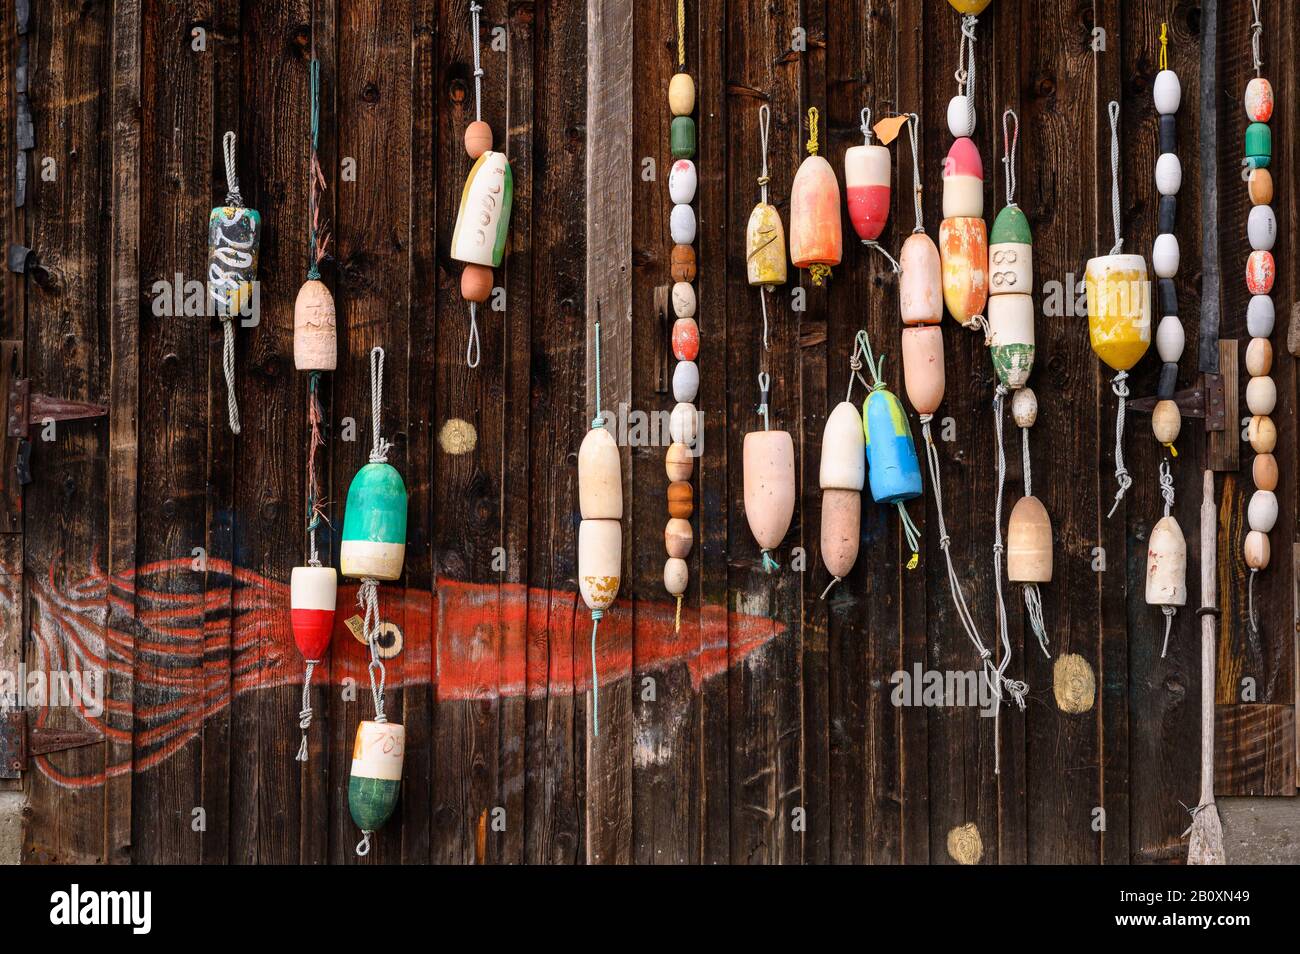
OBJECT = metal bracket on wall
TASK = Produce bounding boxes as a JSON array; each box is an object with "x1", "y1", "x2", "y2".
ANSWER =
[
  {"x1": 5, "y1": 378, "x2": 108, "y2": 484},
  {"x1": 1128, "y1": 339, "x2": 1238, "y2": 472},
  {"x1": 0, "y1": 709, "x2": 103, "y2": 779}
]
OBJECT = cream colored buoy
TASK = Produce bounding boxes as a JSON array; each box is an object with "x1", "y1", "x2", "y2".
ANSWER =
[
  {"x1": 1145, "y1": 516, "x2": 1187, "y2": 607},
  {"x1": 901, "y1": 325, "x2": 946, "y2": 416},
  {"x1": 578, "y1": 426, "x2": 622, "y2": 519},
  {"x1": 744, "y1": 429, "x2": 796, "y2": 566},
  {"x1": 900, "y1": 233, "x2": 943, "y2": 325},
  {"x1": 1007, "y1": 496, "x2": 1052, "y2": 583},
  {"x1": 294, "y1": 279, "x2": 337, "y2": 371},
  {"x1": 819, "y1": 401, "x2": 866, "y2": 491}
]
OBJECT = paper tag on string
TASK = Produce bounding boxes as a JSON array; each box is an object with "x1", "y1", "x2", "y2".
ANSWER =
[
  {"x1": 344, "y1": 614, "x2": 366, "y2": 644},
  {"x1": 873, "y1": 115, "x2": 910, "y2": 145}
]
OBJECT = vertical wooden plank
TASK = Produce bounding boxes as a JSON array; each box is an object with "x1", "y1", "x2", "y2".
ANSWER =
[
  {"x1": 1122, "y1": 0, "x2": 1206, "y2": 865},
  {"x1": 330, "y1": 0, "x2": 412, "y2": 864},
  {"x1": 629, "y1": 0, "x2": 696, "y2": 865},
  {"x1": 694, "y1": 0, "x2": 730, "y2": 867},
  {"x1": 20, "y1": 0, "x2": 111, "y2": 864},
  {"x1": 522, "y1": 0, "x2": 585, "y2": 866},
  {"x1": 584, "y1": 0, "x2": 632, "y2": 866},
  {"x1": 105, "y1": 0, "x2": 141, "y2": 865}
]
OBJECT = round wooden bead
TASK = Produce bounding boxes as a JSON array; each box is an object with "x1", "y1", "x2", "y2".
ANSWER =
[
  {"x1": 664, "y1": 557, "x2": 689, "y2": 595},
  {"x1": 666, "y1": 442, "x2": 694, "y2": 481},
  {"x1": 1155, "y1": 153, "x2": 1182, "y2": 196},
  {"x1": 672, "y1": 360, "x2": 699, "y2": 402},
  {"x1": 1247, "y1": 415, "x2": 1276, "y2": 453},
  {"x1": 1152, "y1": 233, "x2": 1179, "y2": 278},
  {"x1": 1248, "y1": 168, "x2": 1273, "y2": 205},
  {"x1": 1246, "y1": 250, "x2": 1275, "y2": 295},
  {"x1": 460, "y1": 263, "x2": 494, "y2": 303},
  {"x1": 670, "y1": 244, "x2": 696, "y2": 282},
  {"x1": 464, "y1": 120, "x2": 493, "y2": 158},
  {"x1": 1245, "y1": 77, "x2": 1274, "y2": 122},
  {"x1": 667, "y1": 480, "x2": 693, "y2": 519},
  {"x1": 1144, "y1": 515, "x2": 1187, "y2": 608},
  {"x1": 669, "y1": 402, "x2": 698, "y2": 446},
  {"x1": 1156, "y1": 315, "x2": 1184, "y2": 363},
  {"x1": 669, "y1": 72, "x2": 695, "y2": 116},
  {"x1": 669, "y1": 159, "x2": 697, "y2": 204},
  {"x1": 671, "y1": 317, "x2": 699, "y2": 361},
  {"x1": 1245, "y1": 337, "x2": 1273, "y2": 377},
  {"x1": 670, "y1": 204, "x2": 697, "y2": 244},
  {"x1": 665, "y1": 517, "x2": 693, "y2": 558},
  {"x1": 672, "y1": 281, "x2": 697, "y2": 318},
  {"x1": 671, "y1": 115, "x2": 696, "y2": 159},
  {"x1": 578, "y1": 426, "x2": 623, "y2": 519},
  {"x1": 1011, "y1": 387, "x2": 1037, "y2": 428},
  {"x1": 946, "y1": 95, "x2": 975, "y2": 138},
  {"x1": 1152, "y1": 400, "x2": 1181, "y2": 444},
  {"x1": 1153, "y1": 69, "x2": 1182, "y2": 114},
  {"x1": 1246, "y1": 375, "x2": 1276, "y2": 415},
  {"x1": 1244, "y1": 530, "x2": 1271, "y2": 570},
  {"x1": 820, "y1": 488, "x2": 861, "y2": 580},
  {"x1": 1245, "y1": 121, "x2": 1272, "y2": 167},
  {"x1": 1248, "y1": 490, "x2": 1278, "y2": 533},
  {"x1": 1248, "y1": 205, "x2": 1277, "y2": 251},
  {"x1": 1247, "y1": 295, "x2": 1275, "y2": 337},
  {"x1": 1253, "y1": 453, "x2": 1278, "y2": 491}
]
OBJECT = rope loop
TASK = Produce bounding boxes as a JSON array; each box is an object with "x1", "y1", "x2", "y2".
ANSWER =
[
  {"x1": 1106, "y1": 100, "x2": 1123, "y2": 255},
  {"x1": 758, "y1": 104, "x2": 772, "y2": 203},
  {"x1": 222, "y1": 131, "x2": 243, "y2": 207},
  {"x1": 1001, "y1": 108, "x2": 1019, "y2": 207},
  {"x1": 368, "y1": 347, "x2": 391, "y2": 463},
  {"x1": 859, "y1": 106, "x2": 873, "y2": 144},
  {"x1": 805, "y1": 106, "x2": 820, "y2": 156}
]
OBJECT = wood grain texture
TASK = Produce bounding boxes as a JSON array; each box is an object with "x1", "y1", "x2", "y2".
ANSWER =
[{"x1": 10, "y1": 0, "x2": 1297, "y2": 866}]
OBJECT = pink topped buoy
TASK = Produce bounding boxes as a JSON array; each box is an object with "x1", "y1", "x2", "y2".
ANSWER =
[{"x1": 942, "y1": 137, "x2": 984, "y2": 219}]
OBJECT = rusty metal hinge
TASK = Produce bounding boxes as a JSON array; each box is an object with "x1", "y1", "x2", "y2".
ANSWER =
[{"x1": 0, "y1": 709, "x2": 103, "y2": 779}]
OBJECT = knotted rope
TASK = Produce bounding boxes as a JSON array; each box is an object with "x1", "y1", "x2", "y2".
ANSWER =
[
  {"x1": 757, "y1": 104, "x2": 775, "y2": 348},
  {"x1": 904, "y1": 113, "x2": 924, "y2": 232},
  {"x1": 218, "y1": 130, "x2": 243, "y2": 434},
  {"x1": 1001, "y1": 108, "x2": 1019, "y2": 208},
  {"x1": 295, "y1": 659, "x2": 318, "y2": 762},
  {"x1": 804, "y1": 107, "x2": 832, "y2": 287},
  {"x1": 756, "y1": 371, "x2": 781, "y2": 573},
  {"x1": 955, "y1": 14, "x2": 979, "y2": 134},
  {"x1": 1250, "y1": 0, "x2": 1263, "y2": 76},
  {"x1": 1106, "y1": 370, "x2": 1131, "y2": 518},
  {"x1": 1158, "y1": 459, "x2": 1178, "y2": 658},
  {"x1": 1106, "y1": 100, "x2": 1123, "y2": 255}
]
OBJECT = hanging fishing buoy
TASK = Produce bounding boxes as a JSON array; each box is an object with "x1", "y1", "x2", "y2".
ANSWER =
[
  {"x1": 744, "y1": 373, "x2": 795, "y2": 572},
  {"x1": 818, "y1": 341, "x2": 869, "y2": 597},
  {"x1": 744, "y1": 103, "x2": 788, "y2": 347},
  {"x1": 581, "y1": 304, "x2": 621, "y2": 736},
  {"x1": 451, "y1": 1, "x2": 513, "y2": 368},
  {"x1": 294, "y1": 58, "x2": 335, "y2": 373},
  {"x1": 343, "y1": 347, "x2": 406, "y2": 856},
  {"x1": 857, "y1": 334, "x2": 921, "y2": 547},
  {"x1": 988, "y1": 119, "x2": 1036, "y2": 391},
  {"x1": 789, "y1": 107, "x2": 841, "y2": 286},
  {"x1": 1242, "y1": 1, "x2": 1276, "y2": 638},
  {"x1": 846, "y1": 107, "x2": 894, "y2": 268},
  {"x1": 1086, "y1": 101, "x2": 1150, "y2": 519},
  {"x1": 1146, "y1": 460, "x2": 1187, "y2": 657},
  {"x1": 208, "y1": 131, "x2": 259, "y2": 435}
]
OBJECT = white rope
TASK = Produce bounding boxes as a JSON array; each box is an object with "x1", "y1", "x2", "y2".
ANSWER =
[
  {"x1": 1161, "y1": 605, "x2": 1176, "y2": 659},
  {"x1": 470, "y1": 1, "x2": 484, "y2": 121},
  {"x1": 355, "y1": 831, "x2": 372, "y2": 856},
  {"x1": 956, "y1": 15, "x2": 978, "y2": 134},
  {"x1": 759, "y1": 289, "x2": 770, "y2": 351},
  {"x1": 989, "y1": 388, "x2": 1029, "y2": 774},
  {"x1": 1159, "y1": 458, "x2": 1175, "y2": 518},
  {"x1": 1002, "y1": 108, "x2": 1019, "y2": 207},
  {"x1": 845, "y1": 331, "x2": 872, "y2": 402},
  {"x1": 295, "y1": 660, "x2": 318, "y2": 762},
  {"x1": 757, "y1": 371, "x2": 771, "y2": 431},
  {"x1": 221, "y1": 318, "x2": 240, "y2": 434},
  {"x1": 359, "y1": 578, "x2": 387, "y2": 722},
  {"x1": 1251, "y1": 0, "x2": 1263, "y2": 76},
  {"x1": 1247, "y1": 568, "x2": 1259, "y2": 637},
  {"x1": 466, "y1": 301, "x2": 481, "y2": 368},
  {"x1": 222, "y1": 130, "x2": 242, "y2": 207},
  {"x1": 1106, "y1": 100, "x2": 1123, "y2": 255},
  {"x1": 758, "y1": 104, "x2": 771, "y2": 205},
  {"x1": 369, "y1": 347, "x2": 392, "y2": 463},
  {"x1": 1024, "y1": 585, "x2": 1050, "y2": 658},
  {"x1": 859, "y1": 106, "x2": 872, "y2": 145},
  {"x1": 905, "y1": 114, "x2": 923, "y2": 231},
  {"x1": 1106, "y1": 370, "x2": 1131, "y2": 518},
  {"x1": 1021, "y1": 425, "x2": 1032, "y2": 496}
]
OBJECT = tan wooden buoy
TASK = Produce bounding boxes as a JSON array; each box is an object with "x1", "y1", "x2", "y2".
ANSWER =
[
  {"x1": 578, "y1": 426, "x2": 622, "y2": 519},
  {"x1": 1007, "y1": 496, "x2": 1052, "y2": 583},
  {"x1": 1145, "y1": 515, "x2": 1187, "y2": 607},
  {"x1": 818, "y1": 399, "x2": 865, "y2": 594},
  {"x1": 820, "y1": 489, "x2": 861, "y2": 582},
  {"x1": 899, "y1": 233, "x2": 943, "y2": 325},
  {"x1": 293, "y1": 278, "x2": 337, "y2": 372},
  {"x1": 743, "y1": 428, "x2": 796, "y2": 569}
]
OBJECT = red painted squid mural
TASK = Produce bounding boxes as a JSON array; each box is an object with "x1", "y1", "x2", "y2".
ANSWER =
[{"x1": 10, "y1": 555, "x2": 784, "y2": 788}]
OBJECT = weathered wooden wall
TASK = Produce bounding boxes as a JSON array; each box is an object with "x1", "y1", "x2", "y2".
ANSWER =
[{"x1": 2, "y1": 0, "x2": 1295, "y2": 865}]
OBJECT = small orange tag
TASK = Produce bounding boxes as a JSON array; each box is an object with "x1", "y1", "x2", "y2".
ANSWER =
[
  {"x1": 345, "y1": 614, "x2": 366, "y2": 644},
  {"x1": 873, "y1": 114, "x2": 910, "y2": 145}
]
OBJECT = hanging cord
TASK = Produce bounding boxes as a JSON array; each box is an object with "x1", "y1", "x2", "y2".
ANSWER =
[
  {"x1": 1002, "y1": 108, "x2": 1019, "y2": 208},
  {"x1": 218, "y1": 130, "x2": 244, "y2": 434},
  {"x1": 295, "y1": 660, "x2": 318, "y2": 762},
  {"x1": 803, "y1": 108, "x2": 832, "y2": 286},
  {"x1": 1018, "y1": 422, "x2": 1049, "y2": 656},
  {"x1": 1106, "y1": 371, "x2": 1131, "y2": 518},
  {"x1": 757, "y1": 104, "x2": 775, "y2": 348},
  {"x1": 857, "y1": 107, "x2": 901, "y2": 273},
  {"x1": 1158, "y1": 459, "x2": 1178, "y2": 658},
  {"x1": 470, "y1": 1, "x2": 484, "y2": 121},
  {"x1": 955, "y1": 14, "x2": 979, "y2": 134},
  {"x1": 1250, "y1": 0, "x2": 1262, "y2": 76},
  {"x1": 1159, "y1": 22, "x2": 1169, "y2": 72},
  {"x1": 904, "y1": 114, "x2": 924, "y2": 232},
  {"x1": 353, "y1": 576, "x2": 386, "y2": 858},
  {"x1": 307, "y1": 57, "x2": 330, "y2": 280},
  {"x1": 676, "y1": 0, "x2": 686, "y2": 71},
  {"x1": 1105, "y1": 100, "x2": 1123, "y2": 255},
  {"x1": 306, "y1": 372, "x2": 328, "y2": 566},
  {"x1": 1247, "y1": 570, "x2": 1259, "y2": 638},
  {"x1": 859, "y1": 332, "x2": 921, "y2": 569},
  {"x1": 369, "y1": 347, "x2": 392, "y2": 464},
  {"x1": 988, "y1": 385, "x2": 1030, "y2": 774},
  {"x1": 755, "y1": 371, "x2": 780, "y2": 573}
]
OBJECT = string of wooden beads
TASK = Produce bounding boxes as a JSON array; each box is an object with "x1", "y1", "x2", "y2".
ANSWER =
[
  {"x1": 451, "y1": 1, "x2": 513, "y2": 368},
  {"x1": 1146, "y1": 25, "x2": 1188, "y2": 656},
  {"x1": 663, "y1": 0, "x2": 697, "y2": 629},
  {"x1": 1242, "y1": 2, "x2": 1277, "y2": 632}
]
